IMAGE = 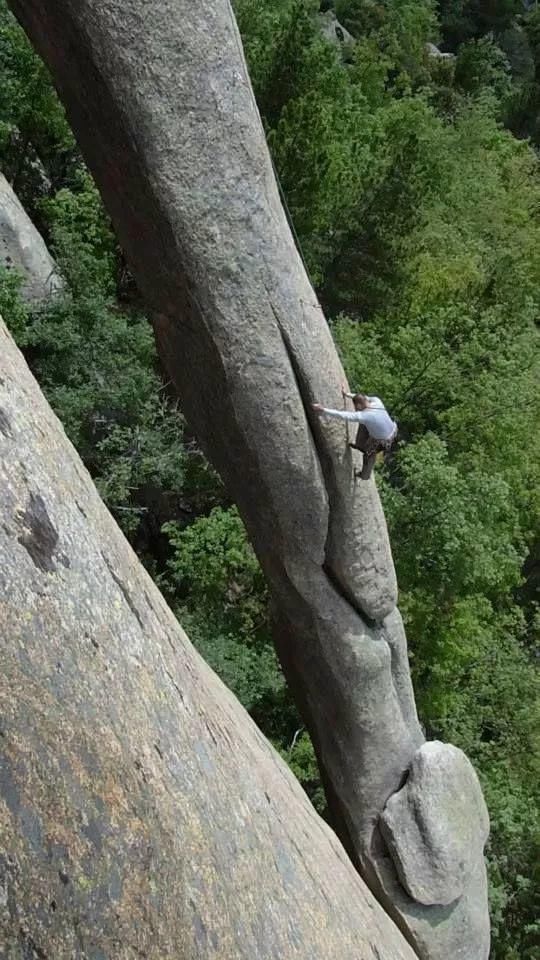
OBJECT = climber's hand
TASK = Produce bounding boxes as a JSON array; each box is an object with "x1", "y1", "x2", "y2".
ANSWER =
[{"x1": 312, "y1": 403, "x2": 324, "y2": 413}]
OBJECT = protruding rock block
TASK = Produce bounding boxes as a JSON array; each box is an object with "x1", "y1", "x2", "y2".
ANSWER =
[
  {"x1": 377, "y1": 741, "x2": 491, "y2": 959},
  {"x1": 381, "y1": 741, "x2": 489, "y2": 906},
  {"x1": 381, "y1": 740, "x2": 489, "y2": 905}
]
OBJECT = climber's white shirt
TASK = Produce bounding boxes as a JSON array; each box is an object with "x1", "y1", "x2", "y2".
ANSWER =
[{"x1": 320, "y1": 396, "x2": 397, "y2": 441}]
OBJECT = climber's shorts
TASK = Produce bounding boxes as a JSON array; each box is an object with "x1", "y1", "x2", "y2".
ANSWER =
[{"x1": 364, "y1": 425, "x2": 398, "y2": 457}]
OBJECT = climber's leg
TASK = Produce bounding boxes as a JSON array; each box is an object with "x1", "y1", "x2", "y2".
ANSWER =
[
  {"x1": 350, "y1": 424, "x2": 369, "y2": 451},
  {"x1": 359, "y1": 450, "x2": 377, "y2": 480}
]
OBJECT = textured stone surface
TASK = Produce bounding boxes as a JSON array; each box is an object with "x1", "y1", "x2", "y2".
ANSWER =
[
  {"x1": 425, "y1": 42, "x2": 454, "y2": 59},
  {"x1": 318, "y1": 10, "x2": 355, "y2": 48},
  {"x1": 381, "y1": 742, "x2": 489, "y2": 906},
  {"x1": 7, "y1": 0, "x2": 396, "y2": 622},
  {"x1": 0, "y1": 171, "x2": 62, "y2": 302},
  {"x1": 0, "y1": 319, "x2": 418, "y2": 960},
  {"x1": 5, "y1": 0, "x2": 418, "y2": 857},
  {"x1": 376, "y1": 741, "x2": 491, "y2": 959},
  {"x1": 4, "y1": 2, "x2": 490, "y2": 957},
  {"x1": 372, "y1": 846, "x2": 490, "y2": 960}
]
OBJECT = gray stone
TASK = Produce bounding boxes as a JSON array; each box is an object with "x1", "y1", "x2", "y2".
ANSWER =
[
  {"x1": 0, "y1": 318, "x2": 418, "y2": 960},
  {"x1": 425, "y1": 42, "x2": 454, "y2": 60},
  {"x1": 4, "y1": 1, "x2": 490, "y2": 957},
  {"x1": 380, "y1": 741, "x2": 490, "y2": 906},
  {"x1": 372, "y1": 846, "x2": 490, "y2": 960},
  {"x1": 0, "y1": 171, "x2": 63, "y2": 303},
  {"x1": 318, "y1": 11, "x2": 355, "y2": 48}
]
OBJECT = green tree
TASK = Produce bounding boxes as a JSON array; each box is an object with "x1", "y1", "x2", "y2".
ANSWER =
[
  {"x1": 454, "y1": 36, "x2": 512, "y2": 102},
  {"x1": 0, "y1": 1, "x2": 76, "y2": 207}
]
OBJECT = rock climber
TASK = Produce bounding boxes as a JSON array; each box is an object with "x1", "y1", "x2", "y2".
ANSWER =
[{"x1": 313, "y1": 390, "x2": 397, "y2": 480}]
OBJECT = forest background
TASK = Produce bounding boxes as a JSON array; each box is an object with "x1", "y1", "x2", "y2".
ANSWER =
[{"x1": 0, "y1": 1, "x2": 538, "y2": 956}]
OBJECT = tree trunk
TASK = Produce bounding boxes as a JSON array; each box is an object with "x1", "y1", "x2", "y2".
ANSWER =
[
  {"x1": 4, "y1": 3, "x2": 490, "y2": 957},
  {"x1": 0, "y1": 319, "x2": 420, "y2": 959}
]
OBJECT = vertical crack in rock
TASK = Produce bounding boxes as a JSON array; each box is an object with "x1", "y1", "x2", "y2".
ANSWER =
[
  {"x1": 101, "y1": 552, "x2": 145, "y2": 629},
  {"x1": 270, "y1": 295, "x2": 380, "y2": 627}
]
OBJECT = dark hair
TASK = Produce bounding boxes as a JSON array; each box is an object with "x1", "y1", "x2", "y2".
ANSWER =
[{"x1": 353, "y1": 393, "x2": 368, "y2": 409}]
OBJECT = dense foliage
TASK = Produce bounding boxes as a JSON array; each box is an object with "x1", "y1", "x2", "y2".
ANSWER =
[{"x1": 1, "y1": 1, "x2": 538, "y2": 956}]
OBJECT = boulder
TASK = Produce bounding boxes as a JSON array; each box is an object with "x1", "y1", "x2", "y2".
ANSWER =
[
  {"x1": 318, "y1": 11, "x2": 355, "y2": 48},
  {"x1": 425, "y1": 42, "x2": 454, "y2": 60},
  {"x1": 0, "y1": 171, "x2": 63, "y2": 303},
  {"x1": 380, "y1": 741, "x2": 490, "y2": 906}
]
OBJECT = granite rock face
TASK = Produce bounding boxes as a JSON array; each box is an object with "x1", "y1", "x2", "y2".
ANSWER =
[
  {"x1": 0, "y1": 319, "x2": 418, "y2": 960},
  {"x1": 378, "y1": 741, "x2": 491, "y2": 960},
  {"x1": 0, "y1": 171, "x2": 62, "y2": 302},
  {"x1": 5, "y1": 1, "x2": 491, "y2": 957}
]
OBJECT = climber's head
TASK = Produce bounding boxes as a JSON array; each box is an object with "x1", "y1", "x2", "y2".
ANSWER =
[{"x1": 352, "y1": 393, "x2": 369, "y2": 410}]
